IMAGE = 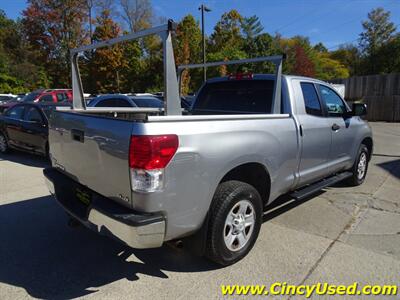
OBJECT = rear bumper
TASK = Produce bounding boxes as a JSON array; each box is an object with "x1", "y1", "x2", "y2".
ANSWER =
[{"x1": 43, "y1": 168, "x2": 165, "y2": 249}]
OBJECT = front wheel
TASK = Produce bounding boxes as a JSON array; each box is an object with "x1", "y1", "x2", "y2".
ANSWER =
[
  {"x1": 205, "y1": 180, "x2": 263, "y2": 266},
  {"x1": 346, "y1": 144, "x2": 369, "y2": 186}
]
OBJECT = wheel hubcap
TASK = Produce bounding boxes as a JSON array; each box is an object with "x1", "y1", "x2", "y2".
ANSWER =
[
  {"x1": 357, "y1": 152, "x2": 367, "y2": 180},
  {"x1": 223, "y1": 200, "x2": 255, "y2": 252},
  {"x1": 0, "y1": 135, "x2": 6, "y2": 152}
]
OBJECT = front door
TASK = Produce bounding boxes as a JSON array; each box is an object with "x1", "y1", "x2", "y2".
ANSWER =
[
  {"x1": 3, "y1": 105, "x2": 26, "y2": 149},
  {"x1": 21, "y1": 105, "x2": 48, "y2": 154},
  {"x1": 317, "y1": 84, "x2": 356, "y2": 173}
]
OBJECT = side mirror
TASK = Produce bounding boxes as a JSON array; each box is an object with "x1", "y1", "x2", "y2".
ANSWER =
[{"x1": 352, "y1": 103, "x2": 367, "y2": 117}]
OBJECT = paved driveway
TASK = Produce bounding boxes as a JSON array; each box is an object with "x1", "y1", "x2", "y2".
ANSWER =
[{"x1": 0, "y1": 122, "x2": 399, "y2": 299}]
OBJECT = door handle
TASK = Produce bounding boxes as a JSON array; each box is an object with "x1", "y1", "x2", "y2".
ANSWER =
[{"x1": 331, "y1": 123, "x2": 340, "y2": 131}]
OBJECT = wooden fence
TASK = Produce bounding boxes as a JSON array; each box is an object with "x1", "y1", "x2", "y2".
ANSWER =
[{"x1": 331, "y1": 73, "x2": 400, "y2": 122}]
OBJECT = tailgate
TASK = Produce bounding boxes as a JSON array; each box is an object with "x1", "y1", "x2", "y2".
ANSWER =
[{"x1": 49, "y1": 111, "x2": 135, "y2": 207}]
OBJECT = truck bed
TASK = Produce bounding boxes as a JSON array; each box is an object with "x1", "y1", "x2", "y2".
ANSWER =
[{"x1": 49, "y1": 109, "x2": 299, "y2": 239}]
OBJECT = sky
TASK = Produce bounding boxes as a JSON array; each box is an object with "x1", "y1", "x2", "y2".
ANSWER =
[{"x1": 1, "y1": 0, "x2": 399, "y2": 50}]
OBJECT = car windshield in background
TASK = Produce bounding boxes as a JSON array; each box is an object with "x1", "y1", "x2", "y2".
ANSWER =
[
  {"x1": 193, "y1": 79, "x2": 275, "y2": 114},
  {"x1": 0, "y1": 96, "x2": 15, "y2": 102},
  {"x1": 131, "y1": 97, "x2": 164, "y2": 108},
  {"x1": 22, "y1": 92, "x2": 40, "y2": 102}
]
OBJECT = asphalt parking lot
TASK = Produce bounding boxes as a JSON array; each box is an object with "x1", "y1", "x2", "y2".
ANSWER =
[{"x1": 0, "y1": 122, "x2": 399, "y2": 299}]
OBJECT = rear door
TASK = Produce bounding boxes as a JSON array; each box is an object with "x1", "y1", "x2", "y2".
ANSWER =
[
  {"x1": 317, "y1": 84, "x2": 355, "y2": 172},
  {"x1": 295, "y1": 81, "x2": 333, "y2": 186}
]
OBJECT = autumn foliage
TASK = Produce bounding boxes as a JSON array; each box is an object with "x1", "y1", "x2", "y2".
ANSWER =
[{"x1": 0, "y1": 3, "x2": 398, "y2": 94}]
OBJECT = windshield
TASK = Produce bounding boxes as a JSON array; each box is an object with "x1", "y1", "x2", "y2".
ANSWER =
[
  {"x1": 0, "y1": 96, "x2": 15, "y2": 102},
  {"x1": 131, "y1": 97, "x2": 164, "y2": 108},
  {"x1": 22, "y1": 92, "x2": 40, "y2": 102},
  {"x1": 192, "y1": 79, "x2": 274, "y2": 114}
]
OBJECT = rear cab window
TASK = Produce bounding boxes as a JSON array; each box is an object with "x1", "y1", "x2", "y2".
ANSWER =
[{"x1": 192, "y1": 79, "x2": 275, "y2": 114}]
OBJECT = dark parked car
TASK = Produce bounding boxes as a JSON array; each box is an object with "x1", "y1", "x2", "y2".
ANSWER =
[
  {"x1": 0, "y1": 89, "x2": 72, "y2": 113},
  {"x1": 88, "y1": 94, "x2": 164, "y2": 108},
  {"x1": 0, "y1": 94, "x2": 18, "y2": 113},
  {"x1": 0, "y1": 103, "x2": 70, "y2": 156}
]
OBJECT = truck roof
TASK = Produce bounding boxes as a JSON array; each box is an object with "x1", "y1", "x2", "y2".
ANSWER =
[{"x1": 205, "y1": 74, "x2": 328, "y2": 85}]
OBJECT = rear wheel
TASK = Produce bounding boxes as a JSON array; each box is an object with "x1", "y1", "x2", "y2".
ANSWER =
[
  {"x1": 346, "y1": 144, "x2": 369, "y2": 186},
  {"x1": 0, "y1": 132, "x2": 9, "y2": 153},
  {"x1": 205, "y1": 180, "x2": 262, "y2": 266}
]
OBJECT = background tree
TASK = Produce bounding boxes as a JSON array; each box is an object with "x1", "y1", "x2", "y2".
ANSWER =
[
  {"x1": 330, "y1": 45, "x2": 360, "y2": 76},
  {"x1": 2, "y1": 5, "x2": 399, "y2": 94},
  {"x1": 241, "y1": 15, "x2": 263, "y2": 41},
  {"x1": 0, "y1": 9, "x2": 48, "y2": 92},
  {"x1": 120, "y1": 0, "x2": 153, "y2": 32},
  {"x1": 358, "y1": 8, "x2": 397, "y2": 74},
  {"x1": 370, "y1": 34, "x2": 400, "y2": 74},
  {"x1": 313, "y1": 42, "x2": 328, "y2": 53},
  {"x1": 359, "y1": 7, "x2": 396, "y2": 56},
  {"x1": 208, "y1": 10, "x2": 246, "y2": 76},
  {"x1": 174, "y1": 15, "x2": 202, "y2": 94},
  {"x1": 210, "y1": 10, "x2": 244, "y2": 52},
  {"x1": 90, "y1": 10, "x2": 125, "y2": 93},
  {"x1": 22, "y1": 0, "x2": 88, "y2": 86},
  {"x1": 292, "y1": 45, "x2": 315, "y2": 77}
]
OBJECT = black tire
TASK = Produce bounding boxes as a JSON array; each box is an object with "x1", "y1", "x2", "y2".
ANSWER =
[
  {"x1": 205, "y1": 180, "x2": 263, "y2": 266},
  {"x1": 0, "y1": 132, "x2": 9, "y2": 154},
  {"x1": 346, "y1": 144, "x2": 369, "y2": 186},
  {"x1": 45, "y1": 142, "x2": 50, "y2": 159}
]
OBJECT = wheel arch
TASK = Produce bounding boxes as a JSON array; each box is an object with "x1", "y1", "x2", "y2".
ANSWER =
[
  {"x1": 361, "y1": 137, "x2": 373, "y2": 160},
  {"x1": 219, "y1": 162, "x2": 271, "y2": 207}
]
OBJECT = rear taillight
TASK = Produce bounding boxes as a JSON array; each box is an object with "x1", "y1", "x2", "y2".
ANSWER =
[{"x1": 129, "y1": 135, "x2": 178, "y2": 192}]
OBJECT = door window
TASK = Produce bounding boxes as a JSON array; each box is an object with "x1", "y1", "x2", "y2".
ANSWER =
[
  {"x1": 56, "y1": 93, "x2": 67, "y2": 102},
  {"x1": 300, "y1": 82, "x2": 322, "y2": 116},
  {"x1": 39, "y1": 94, "x2": 54, "y2": 103},
  {"x1": 25, "y1": 106, "x2": 44, "y2": 123},
  {"x1": 5, "y1": 106, "x2": 25, "y2": 120},
  {"x1": 318, "y1": 85, "x2": 347, "y2": 116}
]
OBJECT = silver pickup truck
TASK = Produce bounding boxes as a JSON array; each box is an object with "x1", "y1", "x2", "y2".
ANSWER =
[{"x1": 44, "y1": 22, "x2": 373, "y2": 266}]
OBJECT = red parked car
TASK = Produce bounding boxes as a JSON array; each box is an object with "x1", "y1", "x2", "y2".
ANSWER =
[
  {"x1": 0, "y1": 89, "x2": 72, "y2": 113},
  {"x1": 22, "y1": 89, "x2": 72, "y2": 103}
]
